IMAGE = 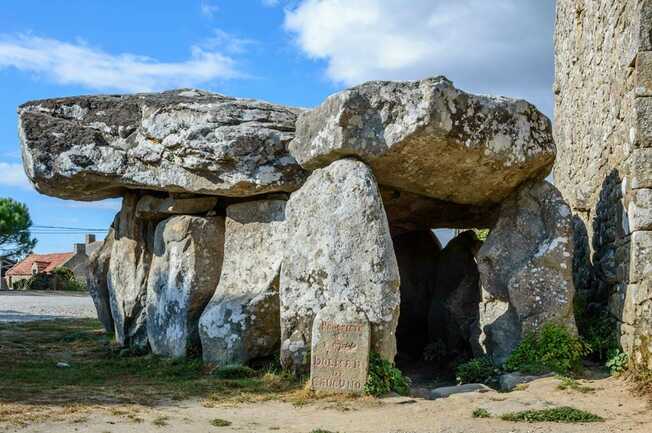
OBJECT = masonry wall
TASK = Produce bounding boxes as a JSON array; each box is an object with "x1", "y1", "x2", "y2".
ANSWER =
[{"x1": 554, "y1": 0, "x2": 652, "y2": 370}]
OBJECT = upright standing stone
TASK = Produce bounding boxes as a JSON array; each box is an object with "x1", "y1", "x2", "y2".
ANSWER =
[
  {"x1": 310, "y1": 303, "x2": 370, "y2": 394},
  {"x1": 280, "y1": 158, "x2": 400, "y2": 373},
  {"x1": 107, "y1": 192, "x2": 155, "y2": 349},
  {"x1": 476, "y1": 180, "x2": 577, "y2": 364},
  {"x1": 87, "y1": 227, "x2": 115, "y2": 333},
  {"x1": 199, "y1": 200, "x2": 285, "y2": 365},
  {"x1": 147, "y1": 215, "x2": 225, "y2": 358}
]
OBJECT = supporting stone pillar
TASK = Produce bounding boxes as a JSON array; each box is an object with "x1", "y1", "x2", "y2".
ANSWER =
[
  {"x1": 199, "y1": 200, "x2": 285, "y2": 365},
  {"x1": 107, "y1": 192, "x2": 156, "y2": 350},
  {"x1": 476, "y1": 180, "x2": 577, "y2": 364},
  {"x1": 147, "y1": 215, "x2": 225, "y2": 358},
  {"x1": 280, "y1": 158, "x2": 400, "y2": 373},
  {"x1": 87, "y1": 227, "x2": 115, "y2": 333}
]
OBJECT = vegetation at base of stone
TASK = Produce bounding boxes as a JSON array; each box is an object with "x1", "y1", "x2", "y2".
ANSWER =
[
  {"x1": 0, "y1": 319, "x2": 304, "y2": 407},
  {"x1": 472, "y1": 408, "x2": 491, "y2": 418},
  {"x1": 499, "y1": 406, "x2": 604, "y2": 423},
  {"x1": 0, "y1": 197, "x2": 37, "y2": 260},
  {"x1": 557, "y1": 376, "x2": 595, "y2": 393},
  {"x1": 573, "y1": 296, "x2": 621, "y2": 363},
  {"x1": 310, "y1": 430, "x2": 338, "y2": 433},
  {"x1": 152, "y1": 415, "x2": 169, "y2": 427},
  {"x1": 455, "y1": 356, "x2": 497, "y2": 384},
  {"x1": 211, "y1": 365, "x2": 257, "y2": 379},
  {"x1": 364, "y1": 352, "x2": 410, "y2": 396},
  {"x1": 473, "y1": 228, "x2": 490, "y2": 241},
  {"x1": 209, "y1": 418, "x2": 232, "y2": 427},
  {"x1": 605, "y1": 349, "x2": 629, "y2": 375},
  {"x1": 504, "y1": 323, "x2": 590, "y2": 375}
]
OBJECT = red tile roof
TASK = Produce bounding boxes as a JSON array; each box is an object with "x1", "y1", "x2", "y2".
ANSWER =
[{"x1": 6, "y1": 253, "x2": 75, "y2": 276}]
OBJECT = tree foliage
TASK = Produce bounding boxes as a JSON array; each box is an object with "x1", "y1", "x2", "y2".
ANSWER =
[{"x1": 0, "y1": 198, "x2": 36, "y2": 259}]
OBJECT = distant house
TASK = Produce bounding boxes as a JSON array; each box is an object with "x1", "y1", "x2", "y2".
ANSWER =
[
  {"x1": 0, "y1": 257, "x2": 17, "y2": 290},
  {"x1": 4, "y1": 234, "x2": 103, "y2": 290}
]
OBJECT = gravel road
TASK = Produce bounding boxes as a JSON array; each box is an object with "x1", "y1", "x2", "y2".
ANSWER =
[{"x1": 0, "y1": 291, "x2": 97, "y2": 322}]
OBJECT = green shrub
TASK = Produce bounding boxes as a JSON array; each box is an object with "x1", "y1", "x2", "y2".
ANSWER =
[
  {"x1": 504, "y1": 323, "x2": 590, "y2": 375},
  {"x1": 455, "y1": 356, "x2": 497, "y2": 384},
  {"x1": 500, "y1": 406, "x2": 604, "y2": 423},
  {"x1": 472, "y1": 408, "x2": 491, "y2": 418},
  {"x1": 365, "y1": 352, "x2": 410, "y2": 396},
  {"x1": 605, "y1": 349, "x2": 628, "y2": 375}
]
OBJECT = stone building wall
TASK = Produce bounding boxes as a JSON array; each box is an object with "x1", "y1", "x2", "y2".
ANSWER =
[{"x1": 554, "y1": 0, "x2": 652, "y2": 370}]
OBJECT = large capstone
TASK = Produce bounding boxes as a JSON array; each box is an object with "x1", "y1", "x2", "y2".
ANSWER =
[
  {"x1": 476, "y1": 180, "x2": 577, "y2": 363},
  {"x1": 290, "y1": 76, "x2": 554, "y2": 207},
  {"x1": 107, "y1": 192, "x2": 156, "y2": 349},
  {"x1": 87, "y1": 227, "x2": 115, "y2": 333},
  {"x1": 147, "y1": 215, "x2": 225, "y2": 358},
  {"x1": 199, "y1": 200, "x2": 285, "y2": 365},
  {"x1": 19, "y1": 90, "x2": 307, "y2": 200},
  {"x1": 280, "y1": 158, "x2": 400, "y2": 373}
]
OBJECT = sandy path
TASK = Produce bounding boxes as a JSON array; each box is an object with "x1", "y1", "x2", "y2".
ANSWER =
[
  {"x1": 0, "y1": 291, "x2": 96, "y2": 322},
  {"x1": 4, "y1": 376, "x2": 650, "y2": 433}
]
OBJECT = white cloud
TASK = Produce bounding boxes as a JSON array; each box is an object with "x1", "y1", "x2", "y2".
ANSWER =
[
  {"x1": 0, "y1": 34, "x2": 243, "y2": 92},
  {"x1": 284, "y1": 0, "x2": 555, "y2": 115},
  {"x1": 200, "y1": 0, "x2": 220, "y2": 18},
  {"x1": 262, "y1": 0, "x2": 280, "y2": 6},
  {"x1": 0, "y1": 162, "x2": 32, "y2": 190}
]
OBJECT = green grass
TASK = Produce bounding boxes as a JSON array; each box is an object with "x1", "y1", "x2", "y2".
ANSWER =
[
  {"x1": 209, "y1": 418, "x2": 232, "y2": 427},
  {"x1": 557, "y1": 376, "x2": 595, "y2": 394},
  {"x1": 500, "y1": 406, "x2": 604, "y2": 423},
  {"x1": 0, "y1": 318, "x2": 303, "y2": 406},
  {"x1": 472, "y1": 408, "x2": 491, "y2": 418}
]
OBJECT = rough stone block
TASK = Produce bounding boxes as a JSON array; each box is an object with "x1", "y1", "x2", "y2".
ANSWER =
[
  {"x1": 629, "y1": 148, "x2": 652, "y2": 189},
  {"x1": 310, "y1": 303, "x2": 370, "y2": 395},
  {"x1": 630, "y1": 231, "x2": 652, "y2": 284},
  {"x1": 628, "y1": 189, "x2": 652, "y2": 231},
  {"x1": 199, "y1": 200, "x2": 286, "y2": 365},
  {"x1": 136, "y1": 195, "x2": 218, "y2": 219},
  {"x1": 147, "y1": 215, "x2": 225, "y2": 358}
]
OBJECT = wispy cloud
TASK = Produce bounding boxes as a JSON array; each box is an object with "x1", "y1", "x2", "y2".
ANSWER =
[
  {"x1": 284, "y1": 0, "x2": 554, "y2": 115},
  {"x1": 200, "y1": 0, "x2": 220, "y2": 18},
  {"x1": 202, "y1": 29, "x2": 258, "y2": 54},
  {"x1": 262, "y1": 0, "x2": 280, "y2": 6},
  {"x1": 0, "y1": 162, "x2": 32, "y2": 190},
  {"x1": 0, "y1": 34, "x2": 243, "y2": 92}
]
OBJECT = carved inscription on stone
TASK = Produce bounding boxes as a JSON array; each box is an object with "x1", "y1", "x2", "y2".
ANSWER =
[{"x1": 310, "y1": 303, "x2": 370, "y2": 394}]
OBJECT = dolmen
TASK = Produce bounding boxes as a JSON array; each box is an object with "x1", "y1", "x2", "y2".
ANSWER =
[{"x1": 18, "y1": 76, "x2": 576, "y2": 381}]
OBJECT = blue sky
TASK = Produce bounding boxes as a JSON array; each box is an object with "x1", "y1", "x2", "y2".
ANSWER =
[{"x1": 0, "y1": 0, "x2": 554, "y2": 253}]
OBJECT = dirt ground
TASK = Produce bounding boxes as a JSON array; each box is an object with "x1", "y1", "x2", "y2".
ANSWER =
[
  {"x1": 1, "y1": 318, "x2": 651, "y2": 433},
  {"x1": 1, "y1": 375, "x2": 650, "y2": 433}
]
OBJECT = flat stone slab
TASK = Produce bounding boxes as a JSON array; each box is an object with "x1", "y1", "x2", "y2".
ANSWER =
[
  {"x1": 290, "y1": 76, "x2": 554, "y2": 206},
  {"x1": 19, "y1": 89, "x2": 307, "y2": 200},
  {"x1": 427, "y1": 383, "x2": 491, "y2": 399},
  {"x1": 310, "y1": 303, "x2": 370, "y2": 394}
]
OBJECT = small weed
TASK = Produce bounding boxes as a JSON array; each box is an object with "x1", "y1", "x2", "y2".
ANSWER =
[
  {"x1": 152, "y1": 416, "x2": 169, "y2": 427},
  {"x1": 364, "y1": 352, "x2": 410, "y2": 396},
  {"x1": 472, "y1": 408, "x2": 491, "y2": 418},
  {"x1": 557, "y1": 376, "x2": 595, "y2": 393},
  {"x1": 606, "y1": 349, "x2": 629, "y2": 375},
  {"x1": 455, "y1": 356, "x2": 497, "y2": 384},
  {"x1": 310, "y1": 430, "x2": 338, "y2": 433},
  {"x1": 210, "y1": 418, "x2": 232, "y2": 427},
  {"x1": 500, "y1": 406, "x2": 604, "y2": 423}
]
